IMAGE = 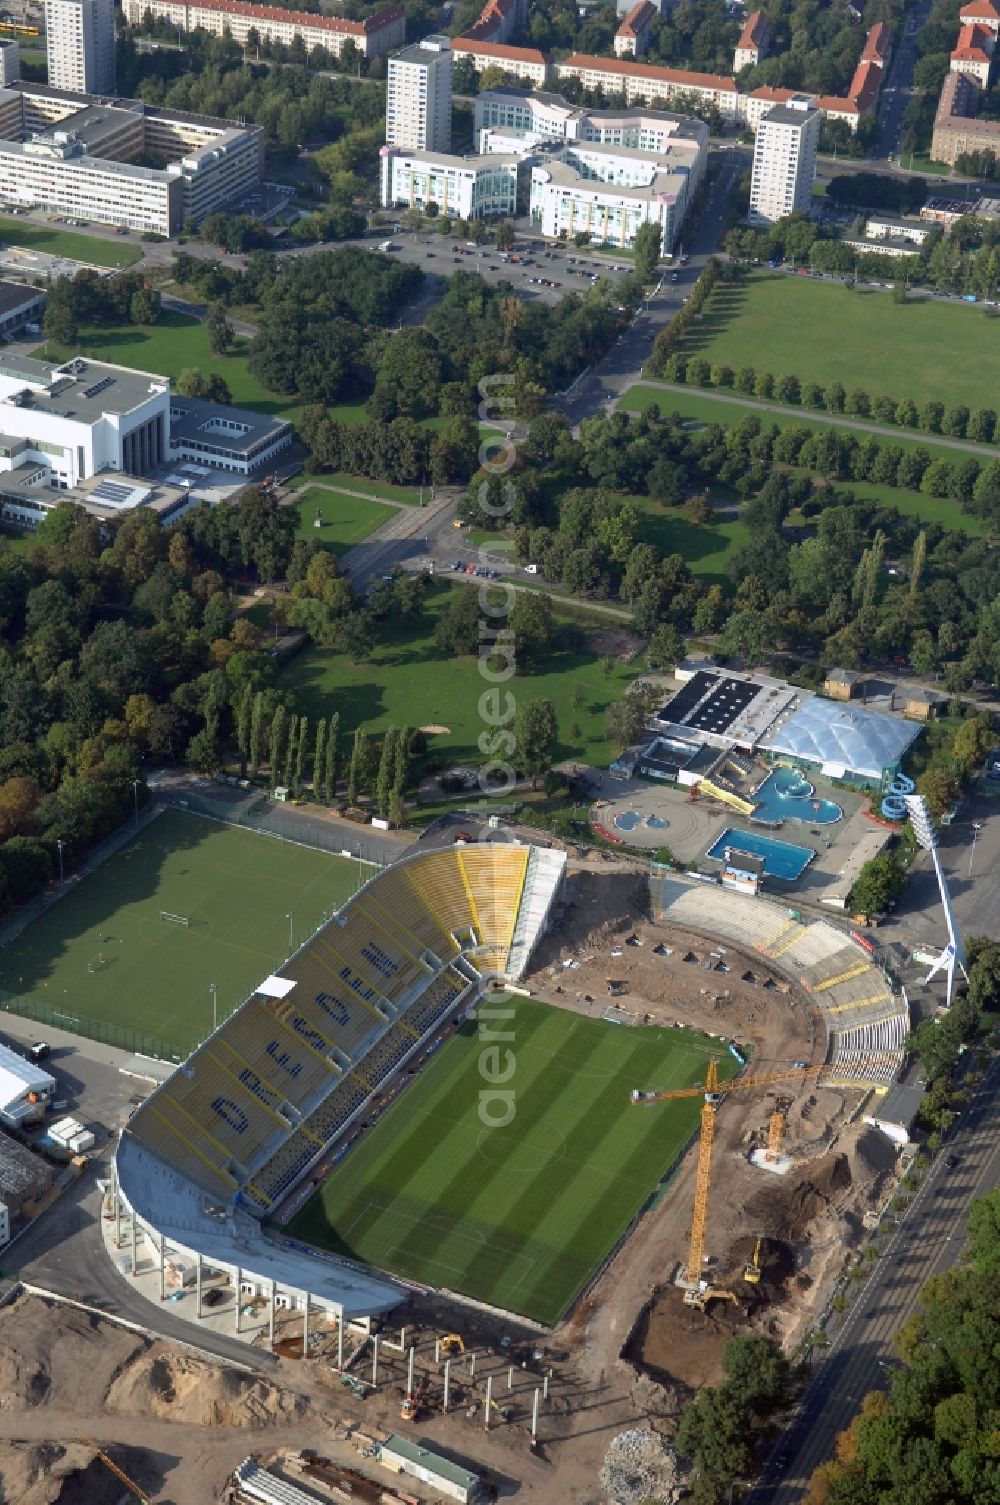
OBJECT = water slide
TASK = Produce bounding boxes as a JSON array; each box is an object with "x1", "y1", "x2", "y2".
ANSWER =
[{"x1": 695, "y1": 779, "x2": 757, "y2": 817}]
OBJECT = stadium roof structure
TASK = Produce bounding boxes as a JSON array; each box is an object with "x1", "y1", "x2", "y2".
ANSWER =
[
  {"x1": 113, "y1": 841, "x2": 566, "y2": 1322},
  {"x1": 761, "y1": 696, "x2": 922, "y2": 780}
]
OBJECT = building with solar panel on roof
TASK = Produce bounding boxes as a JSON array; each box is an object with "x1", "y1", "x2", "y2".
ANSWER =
[
  {"x1": 644, "y1": 663, "x2": 924, "y2": 793},
  {"x1": 0, "y1": 349, "x2": 291, "y2": 532}
]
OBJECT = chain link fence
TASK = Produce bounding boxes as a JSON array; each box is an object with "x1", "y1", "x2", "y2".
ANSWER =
[
  {"x1": 162, "y1": 785, "x2": 392, "y2": 868},
  {"x1": 0, "y1": 988, "x2": 185, "y2": 1063}
]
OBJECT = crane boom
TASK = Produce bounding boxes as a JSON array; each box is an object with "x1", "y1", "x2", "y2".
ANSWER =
[
  {"x1": 631, "y1": 1061, "x2": 827, "y2": 1106},
  {"x1": 633, "y1": 1059, "x2": 824, "y2": 1292},
  {"x1": 75, "y1": 1435, "x2": 152, "y2": 1504}
]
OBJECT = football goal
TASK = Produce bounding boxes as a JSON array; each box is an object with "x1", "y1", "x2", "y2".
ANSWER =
[{"x1": 160, "y1": 912, "x2": 190, "y2": 927}]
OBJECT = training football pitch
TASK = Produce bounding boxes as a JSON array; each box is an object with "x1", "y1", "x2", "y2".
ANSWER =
[
  {"x1": 287, "y1": 998, "x2": 736, "y2": 1325},
  {"x1": 0, "y1": 811, "x2": 362, "y2": 1057}
]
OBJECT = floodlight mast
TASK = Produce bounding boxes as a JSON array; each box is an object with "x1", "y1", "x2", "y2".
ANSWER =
[{"x1": 903, "y1": 793, "x2": 967, "y2": 1007}]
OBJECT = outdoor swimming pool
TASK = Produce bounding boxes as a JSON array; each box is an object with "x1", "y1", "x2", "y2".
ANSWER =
[
  {"x1": 707, "y1": 828, "x2": 815, "y2": 882},
  {"x1": 613, "y1": 811, "x2": 671, "y2": 833},
  {"x1": 753, "y1": 767, "x2": 842, "y2": 825}
]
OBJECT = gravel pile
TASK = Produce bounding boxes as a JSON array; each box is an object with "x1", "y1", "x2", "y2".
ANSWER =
[{"x1": 600, "y1": 1427, "x2": 686, "y2": 1504}]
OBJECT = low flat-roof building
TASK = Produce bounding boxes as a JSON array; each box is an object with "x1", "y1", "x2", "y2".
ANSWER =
[
  {"x1": 528, "y1": 135, "x2": 704, "y2": 250},
  {"x1": 760, "y1": 696, "x2": 922, "y2": 785},
  {"x1": 0, "y1": 1042, "x2": 57, "y2": 1128},
  {"x1": 168, "y1": 393, "x2": 292, "y2": 476},
  {"x1": 0, "y1": 469, "x2": 199, "y2": 533},
  {"x1": 842, "y1": 232, "x2": 926, "y2": 259},
  {"x1": 921, "y1": 193, "x2": 1000, "y2": 226},
  {"x1": 0, "y1": 280, "x2": 44, "y2": 337},
  {"x1": 380, "y1": 144, "x2": 519, "y2": 220}
]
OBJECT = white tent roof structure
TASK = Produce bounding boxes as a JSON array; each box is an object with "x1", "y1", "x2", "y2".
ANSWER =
[
  {"x1": 762, "y1": 697, "x2": 921, "y2": 781},
  {"x1": 0, "y1": 1042, "x2": 55, "y2": 1120}
]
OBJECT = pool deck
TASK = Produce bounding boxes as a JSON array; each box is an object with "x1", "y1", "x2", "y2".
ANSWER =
[{"x1": 591, "y1": 768, "x2": 874, "y2": 901}]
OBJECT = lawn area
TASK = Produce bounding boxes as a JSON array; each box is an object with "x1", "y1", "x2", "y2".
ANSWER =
[
  {"x1": 41, "y1": 310, "x2": 301, "y2": 424},
  {"x1": 295, "y1": 487, "x2": 393, "y2": 557},
  {"x1": 621, "y1": 386, "x2": 992, "y2": 539},
  {"x1": 675, "y1": 272, "x2": 1000, "y2": 412},
  {"x1": 288, "y1": 472, "x2": 423, "y2": 505},
  {"x1": 288, "y1": 997, "x2": 735, "y2": 1324},
  {"x1": 0, "y1": 811, "x2": 362, "y2": 1058},
  {"x1": 281, "y1": 584, "x2": 641, "y2": 766},
  {"x1": 630, "y1": 495, "x2": 750, "y2": 587},
  {"x1": 0, "y1": 216, "x2": 141, "y2": 269}
]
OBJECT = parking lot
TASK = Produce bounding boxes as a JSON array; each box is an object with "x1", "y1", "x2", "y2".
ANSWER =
[{"x1": 357, "y1": 228, "x2": 690, "y2": 306}]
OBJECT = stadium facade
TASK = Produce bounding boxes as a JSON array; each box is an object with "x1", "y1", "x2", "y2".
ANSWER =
[{"x1": 112, "y1": 842, "x2": 565, "y2": 1327}]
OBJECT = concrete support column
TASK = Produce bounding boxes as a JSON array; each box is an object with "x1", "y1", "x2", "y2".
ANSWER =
[
  {"x1": 531, "y1": 1387, "x2": 540, "y2": 1446},
  {"x1": 158, "y1": 1235, "x2": 166, "y2": 1301},
  {"x1": 302, "y1": 1293, "x2": 309, "y2": 1358},
  {"x1": 196, "y1": 1253, "x2": 202, "y2": 1319},
  {"x1": 130, "y1": 1213, "x2": 137, "y2": 1277},
  {"x1": 406, "y1": 1346, "x2": 415, "y2": 1398},
  {"x1": 337, "y1": 1316, "x2": 344, "y2": 1371},
  {"x1": 443, "y1": 1359, "x2": 451, "y2": 1412},
  {"x1": 269, "y1": 1279, "x2": 276, "y2": 1351},
  {"x1": 485, "y1": 1374, "x2": 493, "y2": 1431},
  {"x1": 114, "y1": 1173, "x2": 121, "y2": 1250},
  {"x1": 372, "y1": 1333, "x2": 380, "y2": 1388},
  {"x1": 235, "y1": 1267, "x2": 241, "y2": 1333}
]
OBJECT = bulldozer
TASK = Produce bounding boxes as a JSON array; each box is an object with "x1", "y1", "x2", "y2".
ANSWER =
[{"x1": 439, "y1": 1333, "x2": 465, "y2": 1357}]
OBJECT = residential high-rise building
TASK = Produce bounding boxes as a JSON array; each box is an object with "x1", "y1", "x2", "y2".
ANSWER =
[
  {"x1": 44, "y1": 0, "x2": 117, "y2": 96},
  {"x1": 386, "y1": 35, "x2": 452, "y2": 152},
  {"x1": 0, "y1": 39, "x2": 20, "y2": 87},
  {"x1": 748, "y1": 95, "x2": 820, "y2": 225}
]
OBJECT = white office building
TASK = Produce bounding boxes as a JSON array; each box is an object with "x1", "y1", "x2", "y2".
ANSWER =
[
  {"x1": 475, "y1": 88, "x2": 709, "y2": 157},
  {"x1": 45, "y1": 0, "x2": 116, "y2": 97},
  {"x1": 386, "y1": 35, "x2": 453, "y2": 153},
  {"x1": 749, "y1": 95, "x2": 820, "y2": 225},
  {"x1": 528, "y1": 138, "x2": 701, "y2": 251},
  {"x1": 380, "y1": 144, "x2": 518, "y2": 219}
]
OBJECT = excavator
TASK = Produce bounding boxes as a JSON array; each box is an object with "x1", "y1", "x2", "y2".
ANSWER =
[
  {"x1": 632, "y1": 1058, "x2": 827, "y2": 1302},
  {"x1": 743, "y1": 1237, "x2": 764, "y2": 1285}
]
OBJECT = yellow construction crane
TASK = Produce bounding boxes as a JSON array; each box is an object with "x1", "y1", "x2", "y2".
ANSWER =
[
  {"x1": 75, "y1": 1435, "x2": 151, "y2": 1504},
  {"x1": 743, "y1": 1237, "x2": 764, "y2": 1284},
  {"x1": 631, "y1": 1060, "x2": 827, "y2": 1289},
  {"x1": 766, "y1": 1109, "x2": 786, "y2": 1163}
]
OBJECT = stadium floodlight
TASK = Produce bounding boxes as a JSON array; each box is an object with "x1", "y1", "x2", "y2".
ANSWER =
[{"x1": 903, "y1": 793, "x2": 967, "y2": 1007}]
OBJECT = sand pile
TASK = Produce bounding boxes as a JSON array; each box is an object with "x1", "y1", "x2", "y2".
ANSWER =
[
  {"x1": 0, "y1": 1442, "x2": 120, "y2": 1505},
  {"x1": 105, "y1": 1346, "x2": 308, "y2": 1428},
  {"x1": 0, "y1": 1295, "x2": 148, "y2": 1414}
]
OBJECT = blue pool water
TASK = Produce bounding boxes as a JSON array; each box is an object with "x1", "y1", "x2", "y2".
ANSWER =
[
  {"x1": 752, "y1": 767, "x2": 842, "y2": 825},
  {"x1": 707, "y1": 827, "x2": 815, "y2": 881},
  {"x1": 647, "y1": 815, "x2": 669, "y2": 830},
  {"x1": 614, "y1": 811, "x2": 640, "y2": 831}
]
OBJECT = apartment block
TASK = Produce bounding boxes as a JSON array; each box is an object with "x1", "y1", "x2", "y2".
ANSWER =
[
  {"x1": 749, "y1": 95, "x2": 820, "y2": 225},
  {"x1": 386, "y1": 36, "x2": 453, "y2": 152},
  {"x1": 122, "y1": 0, "x2": 405, "y2": 60},
  {"x1": 45, "y1": 0, "x2": 116, "y2": 96}
]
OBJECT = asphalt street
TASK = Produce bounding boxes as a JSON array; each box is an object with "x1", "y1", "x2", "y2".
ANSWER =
[{"x1": 750, "y1": 1055, "x2": 1000, "y2": 1501}]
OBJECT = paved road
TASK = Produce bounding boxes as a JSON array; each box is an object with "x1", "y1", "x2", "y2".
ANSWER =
[
  {"x1": 559, "y1": 156, "x2": 744, "y2": 428},
  {"x1": 875, "y1": 0, "x2": 934, "y2": 164},
  {"x1": 627, "y1": 380, "x2": 1000, "y2": 458},
  {"x1": 752, "y1": 1056, "x2": 1000, "y2": 1501}
]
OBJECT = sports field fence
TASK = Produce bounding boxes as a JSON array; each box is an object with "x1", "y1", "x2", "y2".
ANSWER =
[
  {"x1": 162, "y1": 786, "x2": 393, "y2": 868},
  {"x1": 0, "y1": 988, "x2": 186, "y2": 1062}
]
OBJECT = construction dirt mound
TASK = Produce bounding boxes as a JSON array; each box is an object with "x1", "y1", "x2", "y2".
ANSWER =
[
  {"x1": 105, "y1": 1345, "x2": 309, "y2": 1429},
  {"x1": 0, "y1": 1294, "x2": 150, "y2": 1414},
  {"x1": 746, "y1": 1151, "x2": 853, "y2": 1239},
  {"x1": 0, "y1": 1441, "x2": 142, "y2": 1505}
]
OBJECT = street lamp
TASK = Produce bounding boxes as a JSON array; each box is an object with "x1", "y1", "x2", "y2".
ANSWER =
[
  {"x1": 56, "y1": 838, "x2": 65, "y2": 887},
  {"x1": 286, "y1": 911, "x2": 294, "y2": 953},
  {"x1": 968, "y1": 821, "x2": 983, "y2": 878},
  {"x1": 210, "y1": 983, "x2": 217, "y2": 1032},
  {"x1": 132, "y1": 778, "x2": 141, "y2": 828}
]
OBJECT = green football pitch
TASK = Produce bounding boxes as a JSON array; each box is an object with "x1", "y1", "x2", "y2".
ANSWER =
[
  {"x1": 0, "y1": 811, "x2": 362, "y2": 1058},
  {"x1": 287, "y1": 997, "x2": 738, "y2": 1325}
]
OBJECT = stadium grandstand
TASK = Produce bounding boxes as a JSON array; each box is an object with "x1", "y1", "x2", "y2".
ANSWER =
[
  {"x1": 113, "y1": 841, "x2": 565, "y2": 1325},
  {"x1": 650, "y1": 873, "x2": 908, "y2": 1088}
]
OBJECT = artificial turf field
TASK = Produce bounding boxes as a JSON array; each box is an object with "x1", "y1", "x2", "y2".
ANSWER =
[
  {"x1": 287, "y1": 997, "x2": 738, "y2": 1325},
  {"x1": 0, "y1": 811, "x2": 361, "y2": 1058}
]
